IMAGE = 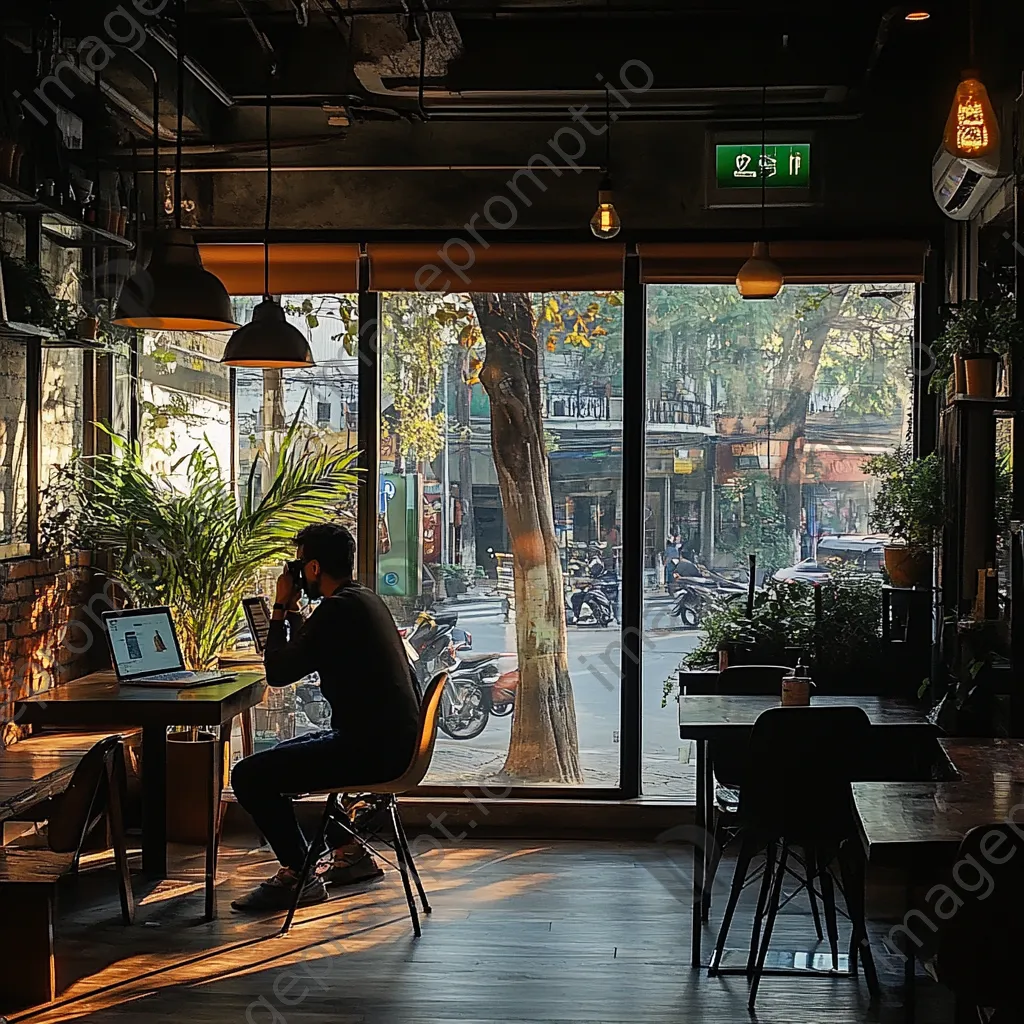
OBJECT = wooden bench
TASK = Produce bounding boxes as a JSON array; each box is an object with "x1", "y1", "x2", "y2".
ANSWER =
[{"x1": 0, "y1": 731, "x2": 137, "y2": 1015}]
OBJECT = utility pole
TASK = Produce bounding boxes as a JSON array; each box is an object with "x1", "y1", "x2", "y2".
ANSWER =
[{"x1": 440, "y1": 358, "x2": 451, "y2": 566}]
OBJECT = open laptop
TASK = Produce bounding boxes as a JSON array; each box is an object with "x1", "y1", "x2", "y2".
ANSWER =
[
  {"x1": 242, "y1": 596, "x2": 272, "y2": 654},
  {"x1": 103, "y1": 607, "x2": 236, "y2": 687}
]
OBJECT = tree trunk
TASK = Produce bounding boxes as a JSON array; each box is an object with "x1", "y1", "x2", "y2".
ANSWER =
[
  {"x1": 472, "y1": 292, "x2": 583, "y2": 784},
  {"x1": 770, "y1": 287, "x2": 850, "y2": 551},
  {"x1": 455, "y1": 346, "x2": 476, "y2": 566}
]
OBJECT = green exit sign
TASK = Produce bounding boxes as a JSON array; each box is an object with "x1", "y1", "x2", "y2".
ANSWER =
[{"x1": 715, "y1": 143, "x2": 811, "y2": 189}]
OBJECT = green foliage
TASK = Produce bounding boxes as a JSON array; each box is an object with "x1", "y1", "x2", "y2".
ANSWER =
[
  {"x1": 930, "y1": 298, "x2": 1024, "y2": 393},
  {"x1": 715, "y1": 472, "x2": 793, "y2": 577},
  {"x1": 1, "y1": 252, "x2": 56, "y2": 327},
  {"x1": 75, "y1": 422, "x2": 358, "y2": 670},
  {"x1": 863, "y1": 446, "x2": 943, "y2": 551},
  {"x1": 670, "y1": 567, "x2": 884, "y2": 700}
]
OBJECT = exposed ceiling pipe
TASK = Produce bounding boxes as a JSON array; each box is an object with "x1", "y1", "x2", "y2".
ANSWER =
[
  {"x1": 137, "y1": 163, "x2": 603, "y2": 174},
  {"x1": 145, "y1": 25, "x2": 235, "y2": 106}
]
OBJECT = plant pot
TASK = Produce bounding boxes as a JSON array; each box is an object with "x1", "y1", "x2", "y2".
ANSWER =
[
  {"x1": 76, "y1": 314, "x2": 99, "y2": 341},
  {"x1": 952, "y1": 353, "x2": 967, "y2": 395},
  {"x1": 166, "y1": 731, "x2": 223, "y2": 845},
  {"x1": 884, "y1": 545, "x2": 932, "y2": 588},
  {"x1": 963, "y1": 353, "x2": 999, "y2": 398}
]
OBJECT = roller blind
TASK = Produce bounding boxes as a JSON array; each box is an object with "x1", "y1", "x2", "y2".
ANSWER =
[
  {"x1": 367, "y1": 242, "x2": 625, "y2": 292},
  {"x1": 639, "y1": 240, "x2": 929, "y2": 284},
  {"x1": 198, "y1": 243, "x2": 361, "y2": 295}
]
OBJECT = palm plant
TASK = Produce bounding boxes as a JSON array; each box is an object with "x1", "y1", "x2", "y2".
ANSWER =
[{"x1": 78, "y1": 422, "x2": 359, "y2": 669}]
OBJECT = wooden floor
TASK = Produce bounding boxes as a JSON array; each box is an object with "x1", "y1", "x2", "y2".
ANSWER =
[{"x1": 8, "y1": 838, "x2": 953, "y2": 1023}]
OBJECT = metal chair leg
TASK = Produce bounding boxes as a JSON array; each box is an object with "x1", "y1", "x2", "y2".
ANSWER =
[
  {"x1": 281, "y1": 794, "x2": 336, "y2": 937},
  {"x1": 804, "y1": 846, "x2": 824, "y2": 941},
  {"x1": 708, "y1": 834, "x2": 755, "y2": 975},
  {"x1": 818, "y1": 852, "x2": 841, "y2": 971},
  {"x1": 839, "y1": 841, "x2": 879, "y2": 1000},
  {"x1": 749, "y1": 842, "x2": 789, "y2": 1010},
  {"x1": 391, "y1": 799, "x2": 431, "y2": 914},
  {"x1": 747, "y1": 841, "x2": 776, "y2": 974},
  {"x1": 388, "y1": 799, "x2": 421, "y2": 937}
]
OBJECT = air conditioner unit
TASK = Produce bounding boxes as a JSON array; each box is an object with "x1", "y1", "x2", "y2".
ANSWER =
[{"x1": 932, "y1": 147, "x2": 1007, "y2": 221}]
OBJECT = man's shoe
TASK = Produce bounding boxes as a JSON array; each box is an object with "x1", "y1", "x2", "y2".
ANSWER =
[
  {"x1": 231, "y1": 867, "x2": 328, "y2": 913},
  {"x1": 319, "y1": 849, "x2": 385, "y2": 887}
]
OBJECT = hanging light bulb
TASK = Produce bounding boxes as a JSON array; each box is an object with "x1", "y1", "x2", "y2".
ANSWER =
[
  {"x1": 590, "y1": 178, "x2": 621, "y2": 240},
  {"x1": 114, "y1": 0, "x2": 237, "y2": 332},
  {"x1": 736, "y1": 241, "x2": 784, "y2": 300},
  {"x1": 943, "y1": 71, "x2": 1000, "y2": 162},
  {"x1": 221, "y1": 72, "x2": 314, "y2": 369}
]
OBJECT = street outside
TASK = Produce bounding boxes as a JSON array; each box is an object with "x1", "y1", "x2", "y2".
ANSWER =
[{"x1": 423, "y1": 589, "x2": 701, "y2": 798}]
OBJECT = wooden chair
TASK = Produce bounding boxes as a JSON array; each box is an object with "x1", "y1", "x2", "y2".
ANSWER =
[
  {"x1": 0, "y1": 736, "x2": 134, "y2": 1014},
  {"x1": 281, "y1": 671, "x2": 448, "y2": 937}
]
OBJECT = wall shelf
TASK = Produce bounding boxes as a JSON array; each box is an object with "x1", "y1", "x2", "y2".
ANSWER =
[{"x1": 0, "y1": 181, "x2": 134, "y2": 251}]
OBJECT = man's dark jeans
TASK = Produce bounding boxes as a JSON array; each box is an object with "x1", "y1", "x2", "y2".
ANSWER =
[{"x1": 231, "y1": 729, "x2": 412, "y2": 872}]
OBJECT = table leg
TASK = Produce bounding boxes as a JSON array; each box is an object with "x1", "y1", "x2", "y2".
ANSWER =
[
  {"x1": 701, "y1": 744, "x2": 714, "y2": 922},
  {"x1": 691, "y1": 738, "x2": 706, "y2": 969},
  {"x1": 205, "y1": 730, "x2": 224, "y2": 921},
  {"x1": 142, "y1": 725, "x2": 168, "y2": 878},
  {"x1": 904, "y1": 875, "x2": 916, "y2": 1023}
]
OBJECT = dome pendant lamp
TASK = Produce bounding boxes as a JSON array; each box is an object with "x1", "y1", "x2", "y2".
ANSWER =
[
  {"x1": 221, "y1": 72, "x2": 314, "y2": 369},
  {"x1": 737, "y1": 84, "x2": 783, "y2": 300},
  {"x1": 114, "y1": 0, "x2": 236, "y2": 331}
]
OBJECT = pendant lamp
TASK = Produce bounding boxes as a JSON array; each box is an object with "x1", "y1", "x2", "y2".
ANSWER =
[
  {"x1": 114, "y1": 0, "x2": 237, "y2": 331},
  {"x1": 590, "y1": 86, "x2": 621, "y2": 240},
  {"x1": 221, "y1": 74, "x2": 314, "y2": 368},
  {"x1": 942, "y1": 3, "x2": 999, "y2": 165},
  {"x1": 736, "y1": 84, "x2": 783, "y2": 300}
]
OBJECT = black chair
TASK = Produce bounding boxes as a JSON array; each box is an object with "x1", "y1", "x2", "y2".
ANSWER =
[
  {"x1": 703, "y1": 665, "x2": 825, "y2": 934},
  {"x1": 929, "y1": 824, "x2": 1024, "y2": 1024},
  {"x1": 708, "y1": 705, "x2": 879, "y2": 1010},
  {"x1": 0, "y1": 736, "x2": 134, "y2": 1012}
]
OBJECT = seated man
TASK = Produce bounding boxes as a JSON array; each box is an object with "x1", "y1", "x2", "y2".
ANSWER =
[{"x1": 231, "y1": 524, "x2": 420, "y2": 913}]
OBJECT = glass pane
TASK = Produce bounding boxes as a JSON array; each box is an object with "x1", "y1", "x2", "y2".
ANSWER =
[
  {"x1": 643, "y1": 283, "x2": 916, "y2": 798},
  {"x1": 139, "y1": 328, "x2": 232, "y2": 481},
  {"x1": 0, "y1": 338, "x2": 28, "y2": 551},
  {"x1": 232, "y1": 293, "x2": 359, "y2": 754},
  {"x1": 378, "y1": 291, "x2": 624, "y2": 788},
  {"x1": 37, "y1": 347, "x2": 84, "y2": 551}
]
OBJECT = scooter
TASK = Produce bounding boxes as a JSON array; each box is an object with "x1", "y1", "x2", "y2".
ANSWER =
[
  {"x1": 569, "y1": 580, "x2": 614, "y2": 627},
  {"x1": 438, "y1": 652, "x2": 518, "y2": 740},
  {"x1": 671, "y1": 572, "x2": 747, "y2": 627}
]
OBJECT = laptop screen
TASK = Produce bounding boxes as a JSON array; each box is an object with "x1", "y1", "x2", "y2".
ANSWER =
[{"x1": 105, "y1": 608, "x2": 184, "y2": 678}]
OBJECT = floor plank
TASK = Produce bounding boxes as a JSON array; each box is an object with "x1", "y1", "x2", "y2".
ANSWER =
[{"x1": 3, "y1": 839, "x2": 953, "y2": 1023}]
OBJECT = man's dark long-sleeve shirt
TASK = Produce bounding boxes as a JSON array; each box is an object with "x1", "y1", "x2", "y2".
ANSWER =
[{"x1": 264, "y1": 582, "x2": 420, "y2": 755}]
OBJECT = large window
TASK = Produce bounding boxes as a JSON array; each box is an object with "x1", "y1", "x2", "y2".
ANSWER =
[
  {"x1": 642, "y1": 283, "x2": 916, "y2": 797},
  {"x1": 0, "y1": 339, "x2": 28, "y2": 555},
  {"x1": 232, "y1": 294, "x2": 359, "y2": 752},
  {"x1": 378, "y1": 290, "x2": 624, "y2": 788}
]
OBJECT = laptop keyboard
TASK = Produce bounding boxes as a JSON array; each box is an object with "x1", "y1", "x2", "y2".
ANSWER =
[{"x1": 144, "y1": 670, "x2": 197, "y2": 681}]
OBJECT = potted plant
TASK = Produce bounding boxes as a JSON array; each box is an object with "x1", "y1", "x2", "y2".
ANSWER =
[
  {"x1": 0, "y1": 250, "x2": 56, "y2": 327},
  {"x1": 930, "y1": 298, "x2": 1024, "y2": 399},
  {"x1": 863, "y1": 446, "x2": 943, "y2": 588},
  {"x1": 74, "y1": 415, "x2": 358, "y2": 669}
]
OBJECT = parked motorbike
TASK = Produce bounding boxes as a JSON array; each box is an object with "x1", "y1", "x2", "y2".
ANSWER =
[
  {"x1": 671, "y1": 571, "x2": 747, "y2": 627},
  {"x1": 438, "y1": 652, "x2": 519, "y2": 740},
  {"x1": 403, "y1": 610, "x2": 459, "y2": 689},
  {"x1": 569, "y1": 580, "x2": 614, "y2": 627}
]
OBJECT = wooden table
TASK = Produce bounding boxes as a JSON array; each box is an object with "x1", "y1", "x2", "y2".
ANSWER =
[
  {"x1": 678, "y1": 693, "x2": 936, "y2": 970},
  {"x1": 16, "y1": 671, "x2": 266, "y2": 918},
  {"x1": 853, "y1": 737, "x2": 1024, "y2": 1020}
]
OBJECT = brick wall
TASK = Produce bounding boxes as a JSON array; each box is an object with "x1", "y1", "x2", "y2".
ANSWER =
[{"x1": 0, "y1": 551, "x2": 98, "y2": 747}]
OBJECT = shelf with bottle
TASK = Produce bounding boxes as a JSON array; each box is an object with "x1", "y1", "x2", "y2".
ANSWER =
[{"x1": 0, "y1": 179, "x2": 134, "y2": 250}]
